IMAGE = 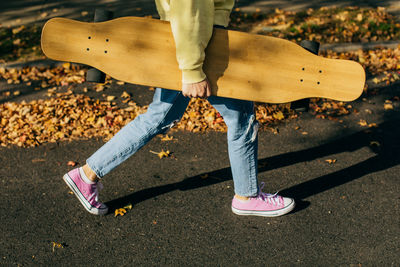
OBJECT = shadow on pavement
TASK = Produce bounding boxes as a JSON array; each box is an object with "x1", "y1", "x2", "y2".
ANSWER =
[{"x1": 105, "y1": 110, "x2": 400, "y2": 214}]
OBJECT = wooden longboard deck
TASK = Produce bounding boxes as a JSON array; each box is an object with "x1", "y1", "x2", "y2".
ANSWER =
[{"x1": 41, "y1": 16, "x2": 365, "y2": 103}]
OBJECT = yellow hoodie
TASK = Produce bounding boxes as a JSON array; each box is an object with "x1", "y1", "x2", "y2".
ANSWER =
[{"x1": 155, "y1": 0, "x2": 234, "y2": 84}]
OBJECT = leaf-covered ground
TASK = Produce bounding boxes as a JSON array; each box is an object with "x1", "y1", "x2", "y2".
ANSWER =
[
  {"x1": 230, "y1": 6, "x2": 400, "y2": 43},
  {"x1": 0, "y1": 7, "x2": 399, "y2": 147}
]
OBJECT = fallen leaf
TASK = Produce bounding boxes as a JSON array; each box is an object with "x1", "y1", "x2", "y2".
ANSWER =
[
  {"x1": 273, "y1": 111, "x2": 285, "y2": 120},
  {"x1": 358, "y1": 119, "x2": 368, "y2": 127},
  {"x1": 114, "y1": 208, "x2": 127, "y2": 217},
  {"x1": 106, "y1": 95, "x2": 116, "y2": 101},
  {"x1": 384, "y1": 103, "x2": 394, "y2": 110},
  {"x1": 12, "y1": 25, "x2": 25, "y2": 34},
  {"x1": 67, "y1": 161, "x2": 78, "y2": 167},
  {"x1": 200, "y1": 174, "x2": 209, "y2": 179},
  {"x1": 123, "y1": 204, "x2": 133, "y2": 210},
  {"x1": 51, "y1": 242, "x2": 64, "y2": 252},
  {"x1": 160, "y1": 135, "x2": 174, "y2": 141},
  {"x1": 325, "y1": 159, "x2": 337, "y2": 164},
  {"x1": 121, "y1": 91, "x2": 130, "y2": 98},
  {"x1": 150, "y1": 149, "x2": 171, "y2": 159},
  {"x1": 370, "y1": 141, "x2": 380, "y2": 147}
]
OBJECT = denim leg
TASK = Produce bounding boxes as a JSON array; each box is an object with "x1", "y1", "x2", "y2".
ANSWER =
[
  {"x1": 208, "y1": 96, "x2": 259, "y2": 197},
  {"x1": 87, "y1": 88, "x2": 190, "y2": 178}
]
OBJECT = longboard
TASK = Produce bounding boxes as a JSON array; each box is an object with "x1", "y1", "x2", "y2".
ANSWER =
[{"x1": 41, "y1": 16, "x2": 365, "y2": 103}]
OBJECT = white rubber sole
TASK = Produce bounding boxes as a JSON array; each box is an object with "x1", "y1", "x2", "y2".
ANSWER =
[
  {"x1": 63, "y1": 173, "x2": 108, "y2": 215},
  {"x1": 232, "y1": 199, "x2": 295, "y2": 217}
]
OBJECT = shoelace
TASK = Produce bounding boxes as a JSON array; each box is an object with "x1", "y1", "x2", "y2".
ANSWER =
[
  {"x1": 88, "y1": 181, "x2": 104, "y2": 203},
  {"x1": 257, "y1": 182, "x2": 281, "y2": 205}
]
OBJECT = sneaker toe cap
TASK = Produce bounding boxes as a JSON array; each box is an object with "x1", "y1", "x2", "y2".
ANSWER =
[{"x1": 282, "y1": 197, "x2": 295, "y2": 208}]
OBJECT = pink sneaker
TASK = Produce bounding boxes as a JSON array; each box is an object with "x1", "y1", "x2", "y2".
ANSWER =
[
  {"x1": 63, "y1": 168, "x2": 108, "y2": 215},
  {"x1": 231, "y1": 183, "x2": 295, "y2": 217}
]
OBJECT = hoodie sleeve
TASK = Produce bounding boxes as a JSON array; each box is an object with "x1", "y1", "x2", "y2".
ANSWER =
[{"x1": 169, "y1": 0, "x2": 214, "y2": 84}]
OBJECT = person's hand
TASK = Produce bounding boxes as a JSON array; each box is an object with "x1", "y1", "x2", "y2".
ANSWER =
[{"x1": 182, "y1": 79, "x2": 211, "y2": 98}]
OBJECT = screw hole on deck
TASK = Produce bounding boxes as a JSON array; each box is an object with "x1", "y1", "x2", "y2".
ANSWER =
[
  {"x1": 86, "y1": 48, "x2": 90, "y2": 51},
  {"x1": 88, "y1": 36, "x2": 91, "y2": 39}
]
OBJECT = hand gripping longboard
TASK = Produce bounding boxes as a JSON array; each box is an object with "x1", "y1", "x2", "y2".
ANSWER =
[{"x1": 41, "y1": 16, "x2": 365, "y2": 104}]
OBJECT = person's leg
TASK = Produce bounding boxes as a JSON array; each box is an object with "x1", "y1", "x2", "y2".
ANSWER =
[
  {"x1": 86, "y1": 88, "x2": 190, "y2": 178},
  {"x1": 63, "y1": 88, "x2": 190, "y2": 215},
  {"x1": 208, "y1": 96, "x2": 295, "y2": 217},
  {"x1": 207, "y1": 96, "x2": 259, "y2": 197}
]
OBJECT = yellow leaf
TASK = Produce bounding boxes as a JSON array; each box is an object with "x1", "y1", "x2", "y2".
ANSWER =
[
  {"x1": 62, "y1": 62, "x2": 71, "y2": 69},
  {"x1": 273, "y1": 111, "x2": 284, "y2": 120},
  {"x1": 150, "y1": 149, "x2": 171, "y2": 159},
  {"x1": 123, "y1": 204, "x2": 133, "y2": 210},
  {"x1": 160, "y1": 135, "x2": 174, "y2": 141},
  {"x1": 114, "y1": 208, "x2": 127, "y2": 217},
  {"x1": 325, "y1": 159, "x2": 337, "y2": 164},
  {"x1": 384, "y1": 103, "x2": 393, "y2": 110},
  {"x1": 106, "y1": 95, "x2": 116, "y2": 101},
  {"x1": 13, "y1": 39, "x2": 21, "y2": 45},
  {"x1": 121, "y1": 91, "x2": 130, "y2": 98},
  {"x1": 95, "y1": 84, "x2": 104, "y2": 92},
  {"x1": 358, "y1": 119, "x2": 368, "y2": 127},
  {"x1": 12, "y1": 25, "x2": 25, "y2": 35}
]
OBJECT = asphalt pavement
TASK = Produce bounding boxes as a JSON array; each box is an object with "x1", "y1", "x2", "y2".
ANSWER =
[
  {"x1": 1, "y1": 76, "x2": 399, "y2": 266},
  {"x1": 1, "y1": 0, "x2": 400, "y2": 266}
]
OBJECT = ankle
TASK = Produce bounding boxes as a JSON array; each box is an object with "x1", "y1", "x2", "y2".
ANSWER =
[
  {"x1": 82, "y1": 164, "x2": 99, "y2": 182},
  {"x1": 235, "y1": 194, "x2": 250, "y2": 201}
]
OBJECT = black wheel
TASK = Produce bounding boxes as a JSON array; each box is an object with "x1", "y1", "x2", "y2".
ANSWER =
[
  {"x1": 290, "y1": 98, "x2": 310, "y2": 112},
  {"x1": 86, "y1": 68, "x2": 106, "y2": 83},
  {"x1": 86, "y1": 9, "x2": 113, "y2": 83},
  {"x1": 94, "y1": 8, "x2": 114, "y2": 22},
  {"x1": 300, "y1": 40, "x2": 320, "y2": 55}
]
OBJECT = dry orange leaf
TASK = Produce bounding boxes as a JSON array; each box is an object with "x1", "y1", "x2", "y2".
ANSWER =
[
  {"x1": 150, "y1": 149, "x2": 171, "y2": 159},
  {"x1": 384, "y1": 103, "x2": 394, "y2": 110},
  {"x1": 160, "y1": 135, "x2": 174, "y2": 141},
  {"x1": 114, "y1": 208, "x2": 127, "y2": 217},
  {"x1": 67, "y1": 161, "x2": 78, "y2": 167},
  {"x1": 325, "y1": 159, "x2": 337, "y2": 164}
]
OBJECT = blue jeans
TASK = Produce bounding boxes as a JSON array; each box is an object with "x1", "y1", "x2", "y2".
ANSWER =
[{"x1": 87, "y1": 88, "x2": 259, "y2": 197}]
